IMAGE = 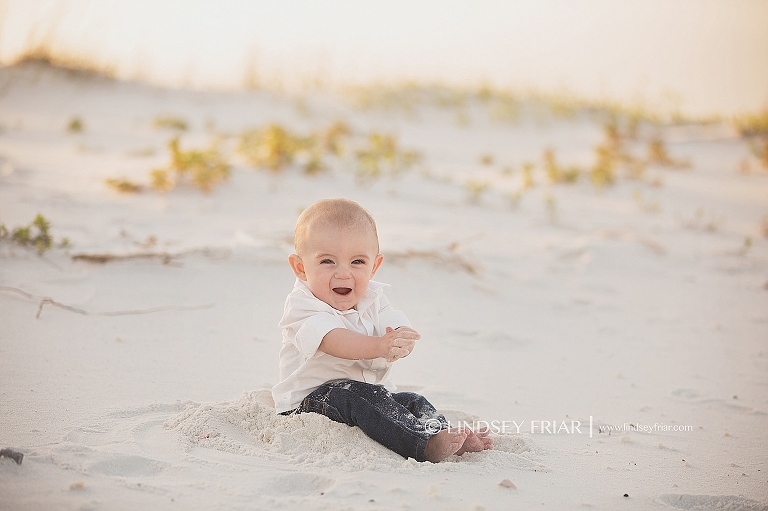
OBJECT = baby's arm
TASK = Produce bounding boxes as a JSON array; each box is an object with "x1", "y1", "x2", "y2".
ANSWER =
[{"x1": 318, "y1": 327, "x2": 420, "y2": 361}]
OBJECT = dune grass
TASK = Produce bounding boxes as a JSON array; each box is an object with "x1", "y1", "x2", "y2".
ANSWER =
[
  {"x1": 355, "y1": 133, "x2": 421, "y2": 178},
  {"x1": 590, "y1": 127, "x2": 620, "y2": 188},
  {"x1": 464, "y1": 179, "x2": 490, "y2": 203},
  {"x1": 543, "y1": 149, "x2": 580, "y2": 184},
  {"x1": 237, "y1": 121, "x2": 418, "y2": 178},
  {"x1": 733, "y1": 110, "x2": 768, "y2": 138},
  {"x1": 497, "y1": 117, "x2": 689, "y2": 197},
  {"x1": 9, "y1": 46, "x2": 116, "y2": 80},
  {"x1": 7, "y1": 34, "x2": 760, "y2": 137},
  {"x1": 239, "y1": 124, "x2": 306, "y2": 171},
  {"x1": 521, "y1": 162, "x2": 535, "y2": 189},
  {"x1": 151, "y1": 138, "x2": 230, "y2": 193},
  {"x1": 239, "y1": 121, "x2": 351, "y2": 174},
  {"x1": 0, "y1": 214, "x2": 65, "y2": 254},
  {"x1": 749, "y1": 139, "x2": 768, "y2": 169},
  {"x1": 153, "y1": 116, "x2": 188, "y2": 131},
  {"x1": 66, "y1": 117, "x2": 84, "y2": 133},
  {"x1": 105, "y1": 178, "x2": 143, "y2": 194},
  {"x1": 341, "y1": 82, "x2": 723, "y2": 129},
  {"x1": 646, "y1": 137, "x2": 690, "y2": 168},
  {"x1": 479, "y1": 154, "x2": 494, "y2": 166}
]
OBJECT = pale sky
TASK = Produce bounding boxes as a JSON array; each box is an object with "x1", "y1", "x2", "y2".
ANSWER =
[{"x1": 1, "y1": 0, "x2": 766, "y2": 116}]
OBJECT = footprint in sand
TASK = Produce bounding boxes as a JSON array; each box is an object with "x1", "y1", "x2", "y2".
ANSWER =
[
  {"x1": 87, "y1": 454, "x2": 164, "y2": 477},
  {"x1": 263, "y1": 473, "x2": 336, "y2": 496}
]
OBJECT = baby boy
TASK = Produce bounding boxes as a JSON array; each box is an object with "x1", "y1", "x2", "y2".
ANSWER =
[{"x1": 271, "y1": 198, "x2": 492, "y2": 462}]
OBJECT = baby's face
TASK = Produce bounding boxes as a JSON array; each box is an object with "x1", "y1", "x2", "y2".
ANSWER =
[{"x1": 290, "y1": 221, "x2": 383, "y2": 311}]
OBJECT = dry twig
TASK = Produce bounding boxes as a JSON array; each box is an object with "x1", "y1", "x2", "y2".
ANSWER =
[
  {"x1": 0, "y1": 286, "x2": 214, "y2": 319},
  {"x1": 386, "y1": 236, "x2": 483, "y2": 276},
  {"x1": 71, "y1": 247, "x2": 231, "y2": 265}
]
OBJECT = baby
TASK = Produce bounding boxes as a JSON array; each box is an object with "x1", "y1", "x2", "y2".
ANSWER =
[{"x1": 271, "y1": 198, "x2": 492, "y2": 462}]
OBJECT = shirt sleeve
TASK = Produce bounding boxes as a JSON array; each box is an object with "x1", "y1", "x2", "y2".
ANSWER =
[
  {"x1": 377, "y1": 293, "x2": 412, "y2": 331},
  {"x1": 280, "y1": 290, "x2": 345, "y2": 359},
  {"x1": 294, "y1": 312, "x2": 345, "y2": 358}
]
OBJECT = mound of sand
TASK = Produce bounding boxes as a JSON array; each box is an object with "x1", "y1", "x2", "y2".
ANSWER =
[{"x1": 165, "y1": 390, "x2": 543, "y2": 472}]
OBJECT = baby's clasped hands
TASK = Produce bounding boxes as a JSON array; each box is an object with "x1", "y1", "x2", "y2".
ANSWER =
[{"x1": 381, "y1": 326, "x2": 420, "y2": 362}]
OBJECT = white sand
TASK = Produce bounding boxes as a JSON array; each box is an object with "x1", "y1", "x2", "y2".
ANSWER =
[{"x1": 1, "y1": 62, "x2": 767, "y2": 510}]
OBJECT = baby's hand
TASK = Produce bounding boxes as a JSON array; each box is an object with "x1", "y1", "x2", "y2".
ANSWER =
[{"x1": 380, "y1": 326, "x2": 420, "y2": 362}]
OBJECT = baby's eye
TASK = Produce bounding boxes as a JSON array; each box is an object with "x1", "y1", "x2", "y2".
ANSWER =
[
  {"x1": 352, "y1": 259, "x2": 366, "y2": 265},
  {"x1": 320, "y1": 259, "x2": 334, "y2": 264}
]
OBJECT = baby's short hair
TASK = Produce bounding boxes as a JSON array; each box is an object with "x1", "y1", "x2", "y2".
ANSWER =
[{"x1": 295, "y1": 198, "x2": 379, "y2": 255}]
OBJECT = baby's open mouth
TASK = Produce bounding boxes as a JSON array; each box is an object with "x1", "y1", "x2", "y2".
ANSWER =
[{"x1": 333, "y1": 287, "x2": 352, "y2": 296}]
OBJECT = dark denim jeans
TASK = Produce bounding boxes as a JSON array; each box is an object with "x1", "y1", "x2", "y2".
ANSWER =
[{"x1": 284, "y1": 379, "x2": 449, "y2": 462}]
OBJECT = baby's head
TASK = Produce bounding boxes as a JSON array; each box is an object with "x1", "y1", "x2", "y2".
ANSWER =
[{"x1": 289, "y1": 198, "x2": 383, "y2": 311}]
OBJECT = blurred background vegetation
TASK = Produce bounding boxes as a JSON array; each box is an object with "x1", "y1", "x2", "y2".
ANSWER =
[{"x1": 0, "y1": 0, "x2": 766, "y2": 119}]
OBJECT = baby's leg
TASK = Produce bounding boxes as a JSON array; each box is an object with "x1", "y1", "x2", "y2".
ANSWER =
[
  {"x1": 392, "y1": 391, "x2": 492, "y2": 455},
  {"x1": 391, "y1": 391, "x2": 449, "y2": 430},
  {"x1": 297, "y1": 380, "x2": 440, "y2": 462}
]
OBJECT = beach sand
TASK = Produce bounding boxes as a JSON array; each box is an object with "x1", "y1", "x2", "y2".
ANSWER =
[{"x1": 1, "y1": 62, "x2": 767, "y2": 510}]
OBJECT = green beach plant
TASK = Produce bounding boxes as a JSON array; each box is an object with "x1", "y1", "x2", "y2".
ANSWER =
[
  {"x1": 647, "y1": 137, "x2": 690, "y2": 168},
  {"x1": 521, "y1": 162, "x2": 535, "y2": 189},
  {"x1": 589, "y1": 121, "x2": 631, "y2": 187},
  {"x1": 356, "y1": 133, "x2": 397, "y2": 178},
  {"x1": 341, "y1": 81, "x2": 722, "y2": 126},
  {"x1": 303, "y1": 152, "x2": 326, "y2": 175},
  {"x1": 1, "y1": 214, "x2": 54, "y2": 254},
  {"x1": 151, "y1": 138, "x2": 230, "y2": 193},
  {"x1": 239, "y1": 121, "x2": 354, "y2": 174},
  {"x1": 543, "y1": 148, "x2": 580, "y2": 183},
  {"x1": 321, "y1": 121, "x2": 350, "y2": 157},
  {"x1": 153, "y1": 116, "x2": 188, "y2": 131},
  {"x1": 464, "y1": 179, "x2": 489, "y2": 203},
  {"x1": 749, "y1": 139, "x2": 768, "y2": 169},
  {"x1": 67, "y1": 117, "x2": 84, "y2": 133},
  {"x1": 354, "y1": 132, "x2": 420, "y2": 178},
  {"x1": 239, "y1": 123, "x2": 300, "y2": 171},
  {"x1": 126, "y1": 147, "x2": 156, "y2": 157},
  {"x1": 590, "y1": 144, "x2": 617, "y2": 187},
  {"x1": 105, "y1": 178, "x2": 143, "y2": 194},
  {"x1": 733, "y1": 110, "x2": 768, "y2": 137}
]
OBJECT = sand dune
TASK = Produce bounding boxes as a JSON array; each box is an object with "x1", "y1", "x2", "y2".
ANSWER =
[{"x1": 1, "y1": 62, "x2": 767, "y2": 510}]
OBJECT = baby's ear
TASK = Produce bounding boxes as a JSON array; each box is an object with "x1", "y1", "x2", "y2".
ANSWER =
[
  {"x1": 288, "y1": 254, "x2": 307, "y2": 280},
  {"x1": 370, "y1": 253, "x2": 384, "y2": 277}
]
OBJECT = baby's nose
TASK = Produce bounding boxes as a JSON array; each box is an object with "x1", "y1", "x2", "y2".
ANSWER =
[{"x1": 334, "y1": 266, "x2": 352, "y2": 278}]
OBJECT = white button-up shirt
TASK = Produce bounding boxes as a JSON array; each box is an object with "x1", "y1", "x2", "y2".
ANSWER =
[{"x1": 271, "y1": 279, "x2": 411, "y2": 413}]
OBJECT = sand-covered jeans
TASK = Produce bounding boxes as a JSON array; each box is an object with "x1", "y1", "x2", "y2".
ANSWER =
[{"x1": 283, "y1": 379, "x2": 449, "y2": 462}]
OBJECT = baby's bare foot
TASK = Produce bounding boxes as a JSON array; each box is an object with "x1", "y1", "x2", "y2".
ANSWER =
[
  {"x1": 424, "y1": 429, "x2": 468, "y2": 462},
  {"x1": 456, "y1": 427, "x2": 494, "y2": 455}
]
